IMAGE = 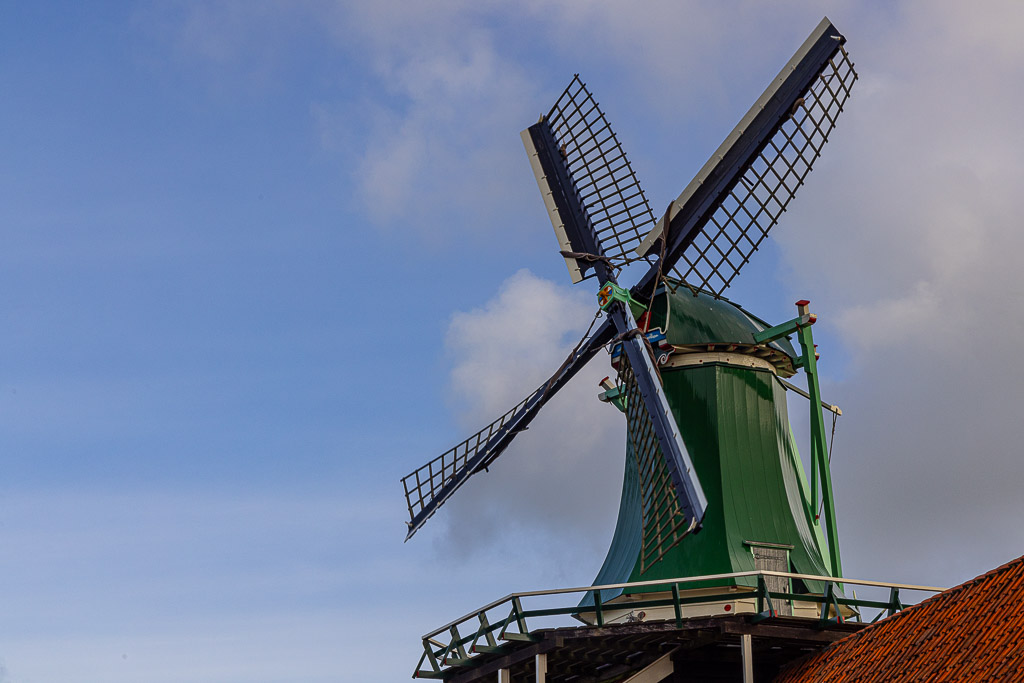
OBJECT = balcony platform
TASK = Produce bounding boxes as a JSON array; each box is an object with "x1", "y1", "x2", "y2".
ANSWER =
[{"x1": 412, "y1": 571, "x2": 943, "y2": 682}]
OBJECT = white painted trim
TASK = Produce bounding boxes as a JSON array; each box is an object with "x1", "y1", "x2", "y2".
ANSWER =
[
  {"x1": 661, "y1": 351, "x2": 777, "y2": 374},
  {"x1": 521, "y1": 128, "x2": 584, "y2": 284}
]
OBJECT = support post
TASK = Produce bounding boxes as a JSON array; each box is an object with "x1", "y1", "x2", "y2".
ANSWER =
[
  {"x1": 793, "y1": 300, "x2": 842, "y2": 579},
  {"x1": 888, "y1": 587, "x2": 903, "y2": 616},
  {"x1": 422, "y1": 639, "x2": 441, "y2": 673},
  {"x1": 498, "y1": 668, "x2": 510, "y2": 683},
  {"x1": 535, "y1": 653, "x2": 547, "y2": 683},
  {"x1": 740, "y1": 633, "x2": 753, "y2": 683}
]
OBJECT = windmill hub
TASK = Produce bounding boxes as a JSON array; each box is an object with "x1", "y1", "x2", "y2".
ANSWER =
[{"x1": 608, "y1": 284, "x2": 799, "y2": 379}]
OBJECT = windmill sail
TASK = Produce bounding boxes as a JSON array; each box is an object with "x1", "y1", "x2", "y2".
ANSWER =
[
  {"x1": 401, "y1": 318, "x2": 614, "y2": 540},
  {"x1": 634, "y1": 17, "x2": 857, "y2": 298},
  {"x1": 522, "y1": 76, "x2": 656, "y2": 284},
  {"x1": 523, "y1": 85, "x2": 708, "y2": 538},
  {"x1": 616, "y1": 347, "x2": 698, "y2": 571}
]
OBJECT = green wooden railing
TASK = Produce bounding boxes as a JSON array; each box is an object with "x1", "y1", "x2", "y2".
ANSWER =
[{"x1": 412, "y1": 570, "x2": 942, "y2": 679}]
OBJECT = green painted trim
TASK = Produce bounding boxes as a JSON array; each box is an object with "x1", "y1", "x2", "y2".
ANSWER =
[
  {"x1": 598, "y1": 385, "x2": 627, "y2": 412},
  {"x1": 598, "y1": 281, "x2": 646, "y2": 316}
]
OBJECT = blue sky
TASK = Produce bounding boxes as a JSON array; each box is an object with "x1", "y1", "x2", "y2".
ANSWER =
[{"x1": 3, "y1": 2, "x2": 1024, "y2": 681}]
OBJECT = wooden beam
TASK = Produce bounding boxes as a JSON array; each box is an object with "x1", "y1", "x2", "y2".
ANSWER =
[
  {"x1": 720, "y1": 619, "x2": 858, "y2": 643},
  {"x1": 448, "y1": 637, "x2": 560, "y2": 683},
  {"x1": 741, "y1": 634, "x2": 753, "y2": 683},
  {"x1": 621, "y1": 650, "x2": 675, "y2": 683},
  {"x1": 535, "y1": 653, "x2": 547, "y2": 683}
]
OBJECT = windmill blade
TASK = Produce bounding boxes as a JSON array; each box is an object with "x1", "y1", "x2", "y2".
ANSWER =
[
  {"x1": 521, "y1": 75, "x2": 707, "y2": 540},
  {"x1": 609, "y1": 304, "x2": 708, "y2": 542},
  {"x1": 634, "y1": 17, "x2": 857, "y2": 298},
  {"x1": 401, "y1": 318, "x2": 614, "y2": 540},
  {"x1": 616, "y1": 343, "x2": 699, "y2": 571},
  {"x1": 522, "y1": 75, "x2": 657, "y2": 284}
]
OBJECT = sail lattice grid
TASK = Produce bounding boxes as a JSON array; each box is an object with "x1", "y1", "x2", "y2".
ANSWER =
[
  {"x1": 675, "y1": 46, "x2": 858, "y2": 295},
  {"x1": 617, "y1": 350, "x2": 693, "y2": 572},
  {"x1": 546, "y1": 76, "x2": 656, "y2": 271},
  {"x1": 401, "y1": 388, "x2": 538, "y2": 526}
]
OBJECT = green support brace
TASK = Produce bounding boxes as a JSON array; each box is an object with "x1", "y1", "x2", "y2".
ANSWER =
[
  {"x1": 751, "y1": 575, "x2": 778, "y2": 624},
  {"x1": 753, "y1": 301, "x2": 842, "y2": 579},
  {"x1": 752, "y1": 313, "x2": 816, "y2": 346},
  {"x1": 421, "y1": 639, "x2": 442, "y2": 674},
  {"x1": 793, "y1": 302, "x2": 842, "y2": 579},
  {"x1": 817, "y1": 581, "x2": 844, "y2": 627},
  {"x1": 818, "y1": 582, "x2": 832, "y2": 627},
  {"x1": 470, "y1": 612, "x2": 500, "y2": 654},
  {"x1": 441, "y1": 624, "x2": 468, "y2": 665},
  {"x1": 887, "y1": 587, "x2": 904, "y2": 617},
  {"x1": 500, "y1": 597, "x2": 537, "y2": 642},
  {"x1": 598, "y1": 384, "x2": 627, "y2": 412}
]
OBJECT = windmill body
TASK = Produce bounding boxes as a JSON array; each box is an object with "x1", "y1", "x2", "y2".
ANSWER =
[{"x1": 579, "y1": 284, "x2": 844, "y2": 623}]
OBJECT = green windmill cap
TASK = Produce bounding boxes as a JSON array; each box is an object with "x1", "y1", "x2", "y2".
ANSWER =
[{"x1": 651, "y1": 280, "x2": 799, "y2": 378}]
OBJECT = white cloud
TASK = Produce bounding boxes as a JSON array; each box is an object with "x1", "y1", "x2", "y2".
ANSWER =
[
  {"x1": 446, "y1": 269, "x2": 595, "y2": 419},
  {"x1": 431, "y1": 270, "x2": 625, "y2": 573},
  {"x1": 312, "y1": 3, "x2": 543, "y2": 234},
  {"x1": 836, "y1": 281, "x2": 939, "y2": 351},
  {"x1": 354, "y1": 41, "x2": 537, "y2": 229}
]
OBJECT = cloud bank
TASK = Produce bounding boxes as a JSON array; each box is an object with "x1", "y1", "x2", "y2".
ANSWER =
[{"x1": 435, "y1": 270, "x2": 625, "y2": 573}]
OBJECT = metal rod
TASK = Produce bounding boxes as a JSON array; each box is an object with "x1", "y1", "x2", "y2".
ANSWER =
[{"x1": 776, "y1": 376, "x2": 842, "y2": 415}]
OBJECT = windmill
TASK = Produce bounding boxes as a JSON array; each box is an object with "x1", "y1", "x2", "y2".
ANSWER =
[{"x1": 402, "y1": 16, "x2": 857, "y2": 625}]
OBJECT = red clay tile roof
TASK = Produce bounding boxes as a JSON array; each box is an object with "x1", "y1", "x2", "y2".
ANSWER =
[{"x1": 775, "y1": 555, "x2": 1024, "y2": 682}]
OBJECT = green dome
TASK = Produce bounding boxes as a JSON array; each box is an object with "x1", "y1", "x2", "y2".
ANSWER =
[{"x1": 646, "y1": 282, "x2": 798, "y2": 377}]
